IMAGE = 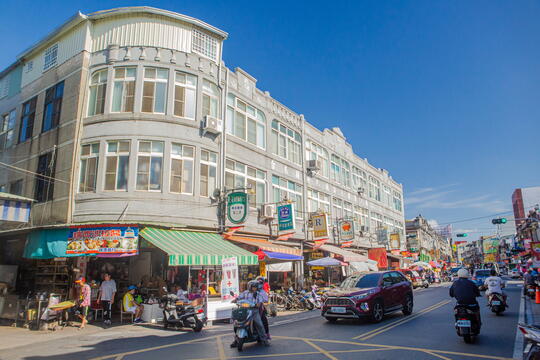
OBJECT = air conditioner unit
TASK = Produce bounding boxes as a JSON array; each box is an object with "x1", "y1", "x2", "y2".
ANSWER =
[
  {"x1": 260, "y1": 204, "x2": 276, "y2": 219},
  {"x1": 360, "y1": 225, "x2": 370, "y2": 232},
  {"x1": 357, "y1": 187, "x2": 365, "y2": 195},
  {"x1": 306, "y1": 159, "x2": 321, "y2": 171},
  {"x1": 202, "y1": 115, "x2": 223, "y2": 134}
]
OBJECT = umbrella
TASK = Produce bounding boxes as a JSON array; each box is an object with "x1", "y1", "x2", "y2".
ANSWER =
[{"x1": 307, "y1": 257, "x2": 347, "y2": 267}]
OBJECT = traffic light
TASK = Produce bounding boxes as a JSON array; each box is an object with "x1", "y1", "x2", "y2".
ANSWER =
[
  {"x1": 456, "y1": 233, "x2": 468, "y2": 237},
  {"x1": 491, "y1": 218, "x2": 507, "y2": 224}
]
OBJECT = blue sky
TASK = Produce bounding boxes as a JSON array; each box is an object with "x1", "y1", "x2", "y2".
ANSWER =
[{"x1": 1, "y1": 0, "x2": 538, "y2": 239}]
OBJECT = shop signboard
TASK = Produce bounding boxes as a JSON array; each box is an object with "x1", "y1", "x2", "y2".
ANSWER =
[
  {"x1": 227, "y1": 191, "x2": 248, "y2": 224},
  {"x1": 483, "y1": 239, "x2": 500, "y2": 254},
  {"x1": 338, "y1": 220, "x2": 354, "y2": 241},
  {"x1": 277, "y1": 203, "x2": 296, "y2": 232},
  {"x1": 66, "y1": 225, "x2": 138, "y2": 255},
  {"x1": 312, "y1": 213, "x2": 330, "y2": 240},
  {"x1": 221, "y1": 257, "x2": 239, "y2": 301},
  {"x1": 390, "y1": 233, "x2": 401, "y2": 250},
  {"x1": 531, "y1": 242, "x2": 540, "y2": 260}
]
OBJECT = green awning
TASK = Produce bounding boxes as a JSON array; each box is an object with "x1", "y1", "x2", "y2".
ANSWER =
[{"x1": 139, "y1": 228, "x2": 258, "y2": 266}]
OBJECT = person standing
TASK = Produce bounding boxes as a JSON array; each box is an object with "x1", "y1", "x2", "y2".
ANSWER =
[
  {"x1": 97, "y1": 273, "x2": 116, "y2": 325},
  {"x1": 75, "y1": 277, "x2": 91, "y2": 329}
]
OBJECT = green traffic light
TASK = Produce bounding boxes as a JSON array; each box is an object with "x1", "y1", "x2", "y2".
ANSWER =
[{"x1": 501, "y1": 218, "x2": 507, "y2": 224}]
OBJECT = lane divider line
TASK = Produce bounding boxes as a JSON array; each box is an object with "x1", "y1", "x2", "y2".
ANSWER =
[
  {"x1": 303, "y1": 339, "x2": 338, "y2": 360},
  {"x1": 216, "y1": 335, "x2": 226, "y2": 360},
  {"x1": 352, "y1": 299, "x2": 449, "y2": 340},
  {"x1": 358, "y1": 300, "x2": 451, "y2": 341}
]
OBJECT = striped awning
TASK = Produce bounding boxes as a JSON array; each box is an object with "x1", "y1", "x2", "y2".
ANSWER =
[
  {"x1": 140, "y1": 228, "x2": 258, "y2": 266},
  {"x1": 224, "y1": 235, "x2": 302, "y2": 256},
  {"x1": 1, "y1": 199, "x2": 31, "y2": 223}
]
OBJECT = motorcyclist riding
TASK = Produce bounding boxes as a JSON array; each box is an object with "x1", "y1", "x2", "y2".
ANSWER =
[
  {"x1": 484, "y1": 269, "x2": 507, "y2": 303},
  {"x1": 450, "y1": 268, "x2": 481, "y2": 326},
  {"x1": 231, "y1": 280, "x2": 270, "y2": 347},
  {"x1": 256, "y1": 276, "x2": 270, "y2": 339}
]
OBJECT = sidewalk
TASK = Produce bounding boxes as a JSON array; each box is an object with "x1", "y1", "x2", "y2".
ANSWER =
[{"x1": 0, "y1": 309, "x2": 313, "y2": 352}]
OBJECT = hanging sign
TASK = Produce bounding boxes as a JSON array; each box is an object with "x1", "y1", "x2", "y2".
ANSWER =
[
  {"x1": 227, "y1": 191, "x2": 248, "y2": 224},
  {"x1": 221, "y1": 257, "x2": 239, "y2": 301},
  {"x1": 390, "y1": 233, "x2": 401, "y2": 250},
  {"x1": 277, "y1": 203, "x2": 296, "y2": 232},
  {"x1": 312, "y1": 213, "x2": 330, "y2": 240},
  {"x1": 66, "y1": 225, "x2": 138, "y2": 255},
  {"x1": 531, "y1": 242, "x2": 540, "y2": 260},
  {"x1": 338, "y1": 219, "x2": 355, "y2": 241}
]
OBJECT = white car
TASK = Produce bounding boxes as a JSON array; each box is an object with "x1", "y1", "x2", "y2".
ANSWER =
[{"x1": 510, "y1": 269, "x2": 521, "y2": 278}]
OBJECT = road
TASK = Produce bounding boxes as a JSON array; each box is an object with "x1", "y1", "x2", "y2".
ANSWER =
[{"x1": 2, "y1": 280, "x2": 521, "y2": 360}]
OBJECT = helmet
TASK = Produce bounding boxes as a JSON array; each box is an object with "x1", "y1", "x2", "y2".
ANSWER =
[
  {"x1": 248, "y1": 280, "x2": 259, "y2": 290},
  {"x1": 490, "y1": 269, "x2": 497, "y2": 276},
  {"x1": 256, "y1": 276, "x2": 266, "y2": 283},
  {"x1": 457, "y1": 269, "x2": 469, "y2": 278},
  {"x1": 128, "y1": 285, "x2": 137, "y2": 290}
]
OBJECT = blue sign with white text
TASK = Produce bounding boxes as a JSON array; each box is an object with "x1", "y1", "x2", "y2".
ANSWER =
[{"x1": 277, "y1": 203, "x2": 295, "y2": 232}]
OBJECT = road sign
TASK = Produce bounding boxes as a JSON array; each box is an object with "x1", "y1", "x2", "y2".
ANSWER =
[
  {"x1": 277, "y1": 203, "x2": 296, "y2": 231},
  {"x1": 227, "y1": 191, "x2": 248, "y2": 224},
  {"x1": 338, "y1": 219, "x2": 354, "y2": 241}
]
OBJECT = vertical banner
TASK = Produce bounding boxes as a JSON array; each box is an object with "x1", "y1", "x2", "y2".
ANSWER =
[
  {"x1": 221, "y1": 257, "x2": 239, "y2": 301},
  {"x1": 311, "y1": 213, "x2": 330, "y2": 248},
  {"x1": 227, "y1": 192, "x2": 248, "y2": 225},
  {"x1": 390, "y1": 233, "x2": 401, "y2": 250},
  {"x1": 338, "y1": 219, "x2": 354, "y2": 247},
  {"x1": 277, "y1": 203, "x2": 296, "y2": 232}
]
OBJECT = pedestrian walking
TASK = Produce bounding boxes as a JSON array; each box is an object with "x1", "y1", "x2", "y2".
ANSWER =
[
  {"x1": 75, "y1": 277, "x2": 91, "y2": 329},
  {"x1": 97, "y1": 273, "x2": 116, "y2": 325}
]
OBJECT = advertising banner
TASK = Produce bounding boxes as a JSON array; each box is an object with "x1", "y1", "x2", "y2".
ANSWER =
[
  {"x1": 368, "y1": 247, "x2": 388, "y2": 269},
  {"x1": 221, "y1": 257, "x2": 239, "y2": 301},
  {"x1": 66, "y1": 225, "x2": 138, "y2": 255},
  {"x1": 531, "y1": 242, "x2": 540, "y2": 260},
  {"x1": 312, "y1": 213, "x2": 330, "y2": 240},
  {"x1": 483, "y1": 239, "x2": 500, "y2": 254},
  {"x1": 277, "y1": 203, "x2": 296, "y2": 232},
  {"x1": 227, "y1": 192, "x2": 248, "y2": 224},
  {"x1": 338, "y1": 220, "x2": 354, "y2": 241},
  {"x1": 390, "y1": 233, "x2": 401, "y2": 250}
]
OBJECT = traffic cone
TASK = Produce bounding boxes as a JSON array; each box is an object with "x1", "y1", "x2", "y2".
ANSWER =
[{"x1": 535, "y1": 287, "x2": 540, "y2": 304}]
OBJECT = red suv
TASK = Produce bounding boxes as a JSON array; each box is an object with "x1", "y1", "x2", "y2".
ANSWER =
[{"x1": 322, "y1": 271, "x2": 413, "y2": 323}]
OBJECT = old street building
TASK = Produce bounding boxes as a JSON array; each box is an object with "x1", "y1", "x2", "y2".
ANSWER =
[
  {"x1": 405, "y1": 216, "x2": 451, "y2": 262},
  {"x1": 0, "y1": 7, "x2": 405, "y2": 308}
]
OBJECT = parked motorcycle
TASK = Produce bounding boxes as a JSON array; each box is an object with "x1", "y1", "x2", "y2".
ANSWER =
[
  {"x1": 159, "y1": 289, "x2": 204, "y2": 332},
  {"x1": 231, "y1": 299, "x2": 268, "y2": 351},
  {"x1": 298, "y1": 290, "x2": 315, "y2": 310},
  {"x1": 454, "y1": 303, "x2": 481, "y2": 343},
  {"x1": 519, "y1": 322, "x2": 540, "y2": 360},
  {"x1": 487, "y1": 293, "x2": 507, "y2": 316},
  {"x1": 310, "y1": 286, "x2": 323, "y2": 309}
]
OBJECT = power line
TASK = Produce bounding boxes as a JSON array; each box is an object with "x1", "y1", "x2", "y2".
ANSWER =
[
  {"x1": 437, "y1": 202, "x2": 539, "y2": 226},
  {"x1": 0, "y1": 160, "x2": 71, "y2": 184}
]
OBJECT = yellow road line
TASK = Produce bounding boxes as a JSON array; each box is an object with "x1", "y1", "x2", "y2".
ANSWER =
[
  {"x1": 352, "y1": 299, "x2": 449, "y2": 340},
  {"x1": 359, "y1": 300, "x2": 451, "y2": 340},
  {"x1": 303, "y1": 339, "x2": 338, "y2": 360},
  {"x1": 226, "y1": 351, "x2": 320, "y2": 359},
  {"x1": 216, "y1": 336, "x2": 226, "y2": 360},
  {"x1": 423, "y1": 350, "x2": 453, "y2": 360}
]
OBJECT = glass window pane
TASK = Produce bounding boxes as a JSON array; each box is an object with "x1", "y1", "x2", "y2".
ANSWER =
[
  {"x1": 185, "y1": 88, "x2": 196, "y2": 119},
  {"x1": 139, "y1": 141, "x2": 151, "y2": 153},
  {"x1": 152, "y1": 141, "x2": 164, "y2": 153},
  {"x1": 157, "y1": 68, "x2": 168, "y2": 79},
  {"x1": 183, "y1": 159, "x2": 193, "y2": 193},
  {"x1": 117, "y1": 156, "x2": 129, "y2": 190},
  {"x1": 119, "y1": 141, "x2": 130, "y2": 152},
  {"x1": 247, "y1": 118, "x2": 256, "y2": 144},
  {"x1": 145, "y1": 68, "x2": 156, "y2": 78},
  {"x1": 154, "y1": 82, "x2": 167, "y2": 113},
  {"x1": 149, "y1": 157, "x2": 162, "y2": 190},
  {"x1": 183, "y1": 146, "x2": 194, "y2": 158},
  {"x1": 257, "y1": 123, "x2": 265, "y2": 148},
  {"x1": 172, "y1": 144, "x2": 182, "y2": 156}
]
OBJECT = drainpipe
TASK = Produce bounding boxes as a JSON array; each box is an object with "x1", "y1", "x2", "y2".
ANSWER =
[
  {"x1": 299, "y1": 114, "x2": 308, "y2": 289},
  {"x1": 217, "y1": 46, "x2": 228, "y2": 233}
]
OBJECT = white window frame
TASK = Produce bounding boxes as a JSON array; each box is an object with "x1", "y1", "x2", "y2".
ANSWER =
[
  {"x1": 88, "y1": 69, "x2": 108, "y2": 116},
  {"x1": 393, "y1": 190, "x2": 403, "y2": 212},
  {"x1": 79, "y1": 143, "x2": 99, "y2": 193},
  {"x1": 273, "y1": 175, "x2": 303, "y2": 218},
  {"x1": 306, "y1": 141, "x2": 329, "y2": 178},
  {"x1": 226, "y1": 94, "x2": 266, "y2": 149},
  {"x1": 226, "y1": 159, "x2": 266, "y2": 208},
  {"x1": 170, "y1": 143, "x2": 195, "y2": 195},
  {"x1": 270, "y1": 120, "x2": 302, "y2": 164},
  {"x1": 43, "y1": 43, "x2": 58, "y2": 71},
  {"x1": 142, "y1": 68, "x2": 169, "y2": 114},
  {"x1": 202, "y1": 79, "x2": 220, "y2": 118},
  {"x1": 104, "y1": 140, "x2": 130, "y2": 191},
  {"x1": 307, "y1": 189, "x2": 330, "y2": 214},
  {"x1": 369, "y1": 175, "x2": 381, "y2": 201},
  {"x1": 173, "y1": 71, "x2": 197, "y2": 119},
  {"x1": 111, "y1": 67, "x2": 136, "y2": 113},
  {"x1": 136, "y1": 140, "x2": 164, "y2": 192},
  {"x1": 200, "y1": 149, "x2": 217, "y2": 197},
  {"x1": 0, "y1": 109, "x2": 16, "y2": 149}
]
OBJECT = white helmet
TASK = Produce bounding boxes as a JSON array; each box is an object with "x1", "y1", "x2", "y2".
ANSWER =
[{"x1": 457, "y1": 269, "x2": 469, "y2": 278}]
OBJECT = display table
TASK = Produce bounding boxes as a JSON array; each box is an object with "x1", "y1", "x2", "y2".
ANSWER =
[
  {"x1": 207, "y1": 299, "x2": 235, "y2": 321},
  {"x1": 141, "y1": 303, "x2": 163, "y2": 323}
]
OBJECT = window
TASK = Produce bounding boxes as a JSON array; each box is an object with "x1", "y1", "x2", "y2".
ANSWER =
[
  {"x1": 354, "y1": 206, "x2": 369, "y2": 231},
  {"x1": 137, "y1": 141, "x2": 164, "y2": 191},
  {"x1": 9, "y1": 179, "x2": 22, "y2": 196},
  {"x1": 174, "y1": 72, "x2": 197, "y2": 118},
  {"x1": 79, "y1": 143, "x2": 99, "y2": 193},
  {"x1": 0, "y1": 76, "x2": 9, "y2": 99},
  {"x1": 142, "y1": 68, "x2": 168, "y2": 114},
  {"x1": 332, "y1": 198, "x2": 343, "y2": 220},
  {"x1": 382, "y1": 185, "x2": 392, "y2": 208},
  {"x1": 0, "y1": 109, "x2": 16, "y2": 149},
  {"x1": 305, "y1": 141, "x2": 329, "y2": 177},
  {"x1": 307, "y1": 189, "x2": 330, "y2": 214},
  {"x1": 192, "y1": 29, "x2": 218, "y2": 61},
  {"x1": 43, "y1": 44, "x2": 58, "y2": 71},
  {"x1": 393, "y1": 191, "x2": 402, "y2": 212},
  {"x1": 200, "y1": 149, "x2": 217, "y2": 197},
  {"x1": 225, "y1": 159, "x2": 266, "y2": 207},
  {"x1": 88, "y1": 70, "x2": 107, "y2": 116},
  {"x1": 352, "y1": 166, "x2": 367, "y2": 192},
  {"x1": 42, "y1": 81, "x2": 64, "y2": 132},
  {"x1": 35, "y1": 152, "x2": 56, "y2": 202},
  {"x1": 343, "y1": 201, "x2": 353, "y2": 219},
  {"x1": 202, "y1": 80, "x2": 219, "y2": 118},
  {"x1": 0, "y1": 184, "x2": 5, "y2": 193},
  {"x1": 226, "y1": 94, "x2": 266, "y2": 148},
  {"x1": 371, "y1": 212, "x2": 383, "y2": 230},
  {"x1": 105, "y1": 140, "x2": 130, "y2": 191},
  {"x1": 111, "y1": 67, "x2": 136, "y2": 112},
  {"x1": 19, "y1": 97, "x2": 37, "y2": 142},
  {"x1": 272, "y1": 175, "x2": 303, "y2": 218},
  {"x1": 270, "y1": 120, "x2": 301, "y2": 164},
  {"x1": 331, "y1": 154, "x2": 351, "y2": 187},
  {"x1": 25, "y1": 61, "x2": 33, "y2": 74},
  {"x1": 170, "y1": 143, "x2": 194, "y2": 194},
  {"x1": 369, "y1": 176, "x2": 381, "y2": 201}
]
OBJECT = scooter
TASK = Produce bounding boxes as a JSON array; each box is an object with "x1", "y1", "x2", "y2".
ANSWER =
[
  {"x1": 518, "y1": 323, "x2": 540, "y2": 360},
  {"x1": 159, "y1": 289, "x2": 204, "y2": 332},
  {"x1": 310, "y1": 286, "x2": 322, "y2": 309},
  {"x1": 231, "y1": 299, "x2": 268, "y2": 351},
  {"x1": 454, "y1": 303, "x2": 481, "y2": 344},
  {"x1": 298, "y1": 290, "x2": 315, "y2": 310},
  {"x1": 487, "y1": 293, "x2": 507, "y2": 316}
]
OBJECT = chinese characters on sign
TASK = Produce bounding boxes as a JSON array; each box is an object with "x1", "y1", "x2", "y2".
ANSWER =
[
  {"x1": 221, "y1": 257, "x2": 239, "y2": 301},
  {"x1": 390, "y1": 233, "x2": 401, "y2": 250},
  {"x1": 227, "y1": 191, "x2": 248, "y2": 224},
  {"x1": 277, "y1": 203, "x2": 296, "y2": 232},
  {"x1": 338, "y1": 220, "x2": 355, "y2": 241},
  {"x1": 66, "y1": 225, "x2": 138, "y2": 255}
]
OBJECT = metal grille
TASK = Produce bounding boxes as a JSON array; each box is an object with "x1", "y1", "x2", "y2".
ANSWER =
[
  {"x1": 192, "y1": 29, "x2": 217, "y2": 61},
  {"x1": 325, "y1": 297, "x2": 354, "y2": 306}
]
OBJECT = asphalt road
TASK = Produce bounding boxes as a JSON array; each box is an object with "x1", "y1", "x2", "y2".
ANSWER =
[{"x1": 3, "y1": 281, "x2": 521, "y2": 360}]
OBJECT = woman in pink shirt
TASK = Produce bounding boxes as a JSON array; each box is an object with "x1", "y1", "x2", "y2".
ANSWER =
[{"x1": 75, "y1": 277, "x2": 91, "y2": 329}]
